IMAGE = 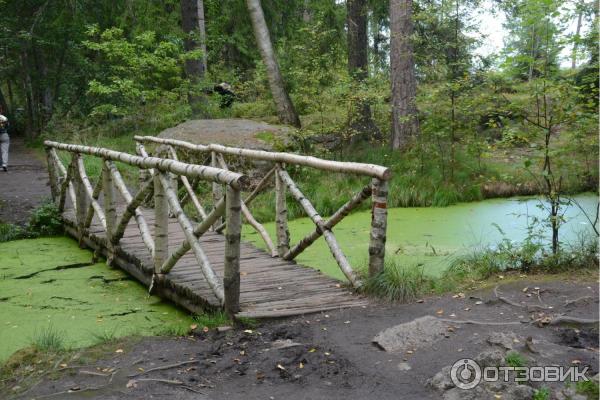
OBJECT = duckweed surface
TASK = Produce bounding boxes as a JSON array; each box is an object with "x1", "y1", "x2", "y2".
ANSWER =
[
  {"x1": 243, "y1": 194, "x2": 598, "y2": 280},
  {"x1": 0, "y1": 237, "x2": 193, "y2": 362}
]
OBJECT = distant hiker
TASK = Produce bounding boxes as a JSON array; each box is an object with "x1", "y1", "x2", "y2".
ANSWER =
[
  {"x1": 214, "y1": 82, "x2": 235, "y2": 108},
  {"x1": 203, "y1": 82, "x2": 236, "y2": 108},
  {"x1": 0, "y1": 115, "x2": 9, "y2": 172}
]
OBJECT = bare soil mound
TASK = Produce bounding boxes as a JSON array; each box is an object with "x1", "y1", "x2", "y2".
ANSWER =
[{"x1": 158, "y1": 119, "x2": 291, "y2": 149}]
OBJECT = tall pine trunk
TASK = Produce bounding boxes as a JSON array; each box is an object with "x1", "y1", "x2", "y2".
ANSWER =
[
  {"x1": 181, "y1": 0, "x2": 208, "y2": 117},
  {"x1": 390, "y1": 0, "x2": 419, "y2": 150},
  {"x1": 246, "y1": 0, "x2": 301, "y2": 128},
  {"x1": 347, "y1": 0, "x2": 380, "y2": 142}
]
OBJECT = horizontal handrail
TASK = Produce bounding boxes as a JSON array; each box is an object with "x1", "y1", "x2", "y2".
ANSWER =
[
  {"x1": 134, "y1": 135, "x2": 391, "y2": 180},
  {"x1": 44, "y1": 141, "x2": 249, "y2": 189}
]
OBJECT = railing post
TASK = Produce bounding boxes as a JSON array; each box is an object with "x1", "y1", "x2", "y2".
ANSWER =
[
  {"x1": 45, "y1": 147, "x2": 60, "y2": 202},
  {"x1": 224, "y1": 185, "x2": 242, "y2": 316},
  {"x1": 102, "y1": 160, "x2": 117, "y2": 265},
  {"x1": 152, "y1": 171, "x2": 169, "y2": 291},
  {"x1": 73, "y1": 154, "x2": 89, "y2": 247},
  {"x1": 369, "y1": 178, "x2": 388, "y2": 277},
  {"x1": 211, "y1": 151, "x2": 224, "y2": 230},
  {"x1": 275, "y1": 164, "x2": 290, "y2": 257}
]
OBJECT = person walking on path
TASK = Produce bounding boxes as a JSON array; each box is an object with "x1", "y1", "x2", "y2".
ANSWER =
[{"x1": 0, "y1": 114, "x2": 9, "y2": 172}]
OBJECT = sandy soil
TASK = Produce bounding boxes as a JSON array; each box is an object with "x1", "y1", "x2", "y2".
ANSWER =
[
  {"x1": 3, "y1": 279, "x2": 598, "y2": 400},
  {"x1": 0, "y1": 137, "x2": 50, "y2": 225}
]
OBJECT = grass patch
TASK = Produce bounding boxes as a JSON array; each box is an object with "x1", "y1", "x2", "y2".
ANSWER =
[
  {"x1": 504, "y1": 351, "x2": 527, "y2": 368},
  {"x1": 577, "y1": 380, "x2": 600, "y2": 399},
  {"x1": 533, "y1": 387, "x2": 551, "y2": 400},
  {"x1": 30, "y1": 325, "x2": 66, "y2": 353},
  {"x1": 359, "y1": 260, "x2": 436, "y2": 302},
  {"x1": 0, "y1": 223, "x2": 26, "y2": 242},
  {"x1": 90, "y1": 326, "x2": 120, "y2": 344},
  {"x1": 193, "y1": 311, "x2": 231, "y2": 329}
]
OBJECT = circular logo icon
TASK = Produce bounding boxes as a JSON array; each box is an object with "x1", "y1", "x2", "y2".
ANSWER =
[{"x1": 450, "y1": 358, "x2": 482, "y2": 390}]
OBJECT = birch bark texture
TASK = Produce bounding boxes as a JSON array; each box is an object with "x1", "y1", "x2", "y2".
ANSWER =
[
  {"x1": 246, "y1": 0, "x2": 301, "y2": 128},
  {"x1": 390, "y1": 0, "x2": 419, "y2": 150}
]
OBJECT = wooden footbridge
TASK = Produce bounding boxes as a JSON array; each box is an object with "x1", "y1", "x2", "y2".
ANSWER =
[{"x1": 44, "y1": 136, "x2": 390, "y2": 318}]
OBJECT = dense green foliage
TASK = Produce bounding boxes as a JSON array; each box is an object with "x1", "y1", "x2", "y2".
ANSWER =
[{"x1": 0, "y1": 0, "x2": 597, "y2": 210}]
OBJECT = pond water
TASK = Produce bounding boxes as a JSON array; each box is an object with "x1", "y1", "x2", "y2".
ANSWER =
[
  {"x1": 0, "y1": 237, "x2": 193, "y2": 362},
  {"x1": 243, "y1": 193, "x2": 598, "y2": 281}
]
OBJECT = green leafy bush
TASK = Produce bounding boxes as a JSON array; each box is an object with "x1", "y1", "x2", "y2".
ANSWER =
[{"x1": 27, "y1": 202, "x2": 63, "y2": 237}]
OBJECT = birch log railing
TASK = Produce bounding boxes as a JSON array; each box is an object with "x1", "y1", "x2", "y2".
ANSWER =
[
  {"x1": 44, "y1": 140, "x2": 248, "y2": 315},
  {"x1": 134, "y1": 135, "x2": 391, "y2": 288}
]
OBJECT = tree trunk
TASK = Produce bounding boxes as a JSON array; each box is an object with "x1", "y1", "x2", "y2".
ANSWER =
[
  {"x1": 180, "y1": 0, "x2": 208, "y2": 117},
  {"x1": 347, "y1": 0, "x2": 380, "y2": 142},
  {"x1": 246, "y1": 0, "x2": 301, "y2": 128},
  {"x1": 197, "y1": 0, "x2": 208, "y2": 72},
  {"x1": 571, "y1": 3, "x2": 583, "y2": 69},
  {"x1": 389, "y1": 0, "x2": 419, "y2": 150}
]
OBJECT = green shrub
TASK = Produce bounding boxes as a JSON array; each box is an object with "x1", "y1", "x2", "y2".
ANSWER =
[{"x1": 26, "y1": 201, "x2": 63, "y2": 237}]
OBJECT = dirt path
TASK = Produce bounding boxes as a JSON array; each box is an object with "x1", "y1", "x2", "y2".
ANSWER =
[
  {"x1": 0, "y1": 137, "x2": 49, "y2": 225},
  {"x1": 3, "y1": 279, "x2": 598, "y2": 400}
]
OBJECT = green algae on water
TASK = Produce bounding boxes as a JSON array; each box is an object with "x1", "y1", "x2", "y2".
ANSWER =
[
  {"x1": 0, "y1": 237, "x2": 193, "y2": 362},
  {"x1": 243, "y1": 194, "x2": 598, "y2": 281}
]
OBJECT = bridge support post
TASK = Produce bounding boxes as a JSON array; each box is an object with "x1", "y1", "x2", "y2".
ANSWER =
[
  {"x1": 211, "y1": 151, "x2": 224, "y2": 230},
  {"x1": 275, "y1": 164, "x2": 290, "y2": 257},
  {"x1": 45, "y1": 148, "x2": 60, "y2": 202},
  {"x1": 74, "y1": 154, "x2": 89, "y2": 248},
  {"x1": 102, "y1": 160, "x2": 117, "y2": 265},
  {"x1": 153, "y1": 171, "x2": 169, "y2": 288},
  {"x1": 369, "y1": 178, "x2": 388, "y2": 277},
  {"x1": 224, "y1": 186, "x2": 242, "y2": 316}
]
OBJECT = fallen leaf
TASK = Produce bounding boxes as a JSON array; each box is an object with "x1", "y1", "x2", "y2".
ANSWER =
[
  {"x1": 244, "y1": 329, "x2": 253, "y2": 334},
  {"x1": 299, "y1": 362, "x2": 304, "y2": 369},
  {"x1": 276, "y1": 364, "x2": 286, "y2": 371},
  {"x1": 498, "y1": 275, "x2": 504, "y2": 279},
  {"x1": 309, "y1": 348, "x2": 317, "y2": 353},
  {"x1": 115, "y1": 349, "x2": 124, "y2": 353},
  {"x1": 203, "y1": 326, "x2": 209, "y2": 333},
  {"x1": 522, "y1": 287, "x2": 528, "y2": 292},
  {"x1": 416, "y1": 299, "x2": 424, "y2": 303},
  {"x1": 436, "y1": 309, "x2": 444, "y2": 315},
  {"x1": 571, "y1": 359, "x2": 581, "y2": 365},
  {"x1": 344, "y1": 320, "x2": 351, "y2": 324},
  {"x1": 59, "y1": 363, "x2": 68, "y2": 368},
  {"x1": 475, "y1": 301, "x2": 483, "y2": 305}
]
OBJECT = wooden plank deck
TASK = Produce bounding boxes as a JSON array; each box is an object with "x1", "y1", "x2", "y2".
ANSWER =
[{"x1": 62, "y1": 207, "x2": 368, "y2": 318}]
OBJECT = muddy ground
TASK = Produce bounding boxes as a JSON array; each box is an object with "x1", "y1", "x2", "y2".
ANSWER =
[
  {"x1": 0, "y1": 136, "x2": 49, "y2": 225},
  {"x1": 2, "y1": 279, "x2": 598, "y2": 400}
]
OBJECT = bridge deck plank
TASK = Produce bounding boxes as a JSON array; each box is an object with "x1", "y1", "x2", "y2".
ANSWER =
[{"x1": 63, "y1": 206, "x2": 367, "y2": 318}]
